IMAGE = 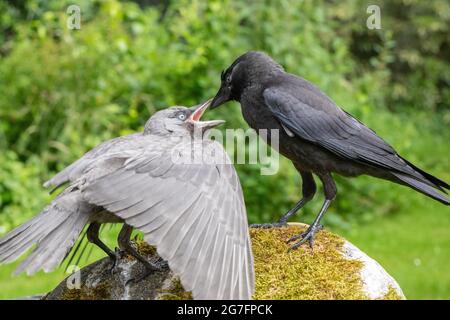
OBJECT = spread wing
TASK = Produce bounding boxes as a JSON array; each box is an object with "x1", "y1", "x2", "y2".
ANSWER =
[
  {"x1": 43, "y1": 134, "x2": 142, "y2": 189},
  {"x1": 263, "y1": 86, "x2": 436, "y2": 185},
  {"x1": 80, "y1": 136, "x2": 254, "y2": 300}
]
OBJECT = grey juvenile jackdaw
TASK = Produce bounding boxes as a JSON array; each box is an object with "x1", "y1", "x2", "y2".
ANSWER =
[
  {"x1": 0, "y1": 100, "x2": 255, "y2": 300},
  {"x1": 210, "y1": 51, "x2": 450, "y2": 250}
]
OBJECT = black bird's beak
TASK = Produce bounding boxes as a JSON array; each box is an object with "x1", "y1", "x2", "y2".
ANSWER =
[{"x1": 210, "y1": 86, "x2": 231, "y2": 109}]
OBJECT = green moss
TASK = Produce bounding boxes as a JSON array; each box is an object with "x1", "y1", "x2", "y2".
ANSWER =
[
  {"x1": 251, "y1": 224, "x2": 366, "y2": 300},
  {"x1": 158, "y1": 278, "x2": 193, "y2": 300},
  {"x1": 135, "y1": 240, "x2": 158, "y2": 256},
  {"x1": 379, "y1": 286, "x2": 404, "y2": 300},
  {"x1": 59, "y1": 281, "x2": 111, "y2": 300},
  {"x1": 134, "y1": 225, "x2": 402, "y2": 300},
  {"x1": 137, "y1": 224, "x2": 372, "y2": 300},
  {"x1": 56, "y1": 225, "x2": 402, "y2": 300},
  {"x1": 134, "y1": 241, "x2": 193, "y2": 300}
]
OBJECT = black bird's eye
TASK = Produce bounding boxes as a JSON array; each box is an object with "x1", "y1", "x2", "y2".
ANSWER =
[
  {"x1": 226, "y1": 73, "x2": 232, "y2": 84},
  {"x1": 177, "y1": 113, "x2": 186, "y2": 120}
]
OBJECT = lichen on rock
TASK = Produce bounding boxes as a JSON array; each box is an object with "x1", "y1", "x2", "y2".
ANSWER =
[{"x1": 44, "y1": 223, "x2": 404, "y2": 300}]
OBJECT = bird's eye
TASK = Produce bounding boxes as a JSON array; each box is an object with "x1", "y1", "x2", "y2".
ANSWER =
[
  {"x1": 226, "y1": 73, "x2": 232, "y2": 83},
  {"x1": 178, "y1": 113, "x2": 186, "y2": 120}
]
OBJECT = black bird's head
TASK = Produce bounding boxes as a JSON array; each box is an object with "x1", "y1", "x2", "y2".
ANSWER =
[{"x1": 210, "y1": 51, "x2": 284, "y2": 109}]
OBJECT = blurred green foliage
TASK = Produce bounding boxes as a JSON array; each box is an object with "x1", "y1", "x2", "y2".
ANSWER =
[
  {"x1": 333, "y1": 0, "x2": 450, "y2": 112},
  {"x1": 1, "y1": 0, "x2": 448, "y2": 226},
  {"x1": 0, "y1": 0, "x2": 449, "y2": 298}
]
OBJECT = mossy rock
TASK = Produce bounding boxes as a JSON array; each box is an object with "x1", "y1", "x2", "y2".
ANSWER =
[
  {"x1": 44, "y1": 223, "x2": 404, "y2": 300},
  {"x1": 251, "y1": 223, "x2": 404, "y2": 300},
  {"x1": 43, "y1": 245, "x2": 190, "y2": 300}
]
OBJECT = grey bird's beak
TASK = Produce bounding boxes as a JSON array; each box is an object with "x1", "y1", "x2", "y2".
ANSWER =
[
  {"x1": 210, "y1": 86, "x2": 232, "y2": 109},
  {"x1": 188, "y1": 99, "x2": 225, "y2": 130}
]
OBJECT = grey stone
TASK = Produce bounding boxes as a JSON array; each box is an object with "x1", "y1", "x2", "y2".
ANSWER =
[
  {"x1": 44, "y1": 247, "x2": 188, "y2": 300},
  {"x1": 341, "y1": 241, "x2": 405, "y2": 299}
]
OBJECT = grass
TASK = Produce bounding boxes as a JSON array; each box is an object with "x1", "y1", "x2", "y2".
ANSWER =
[
  {"x1": 335, "y1": 199, "x2": 450, "y2": 300},
  {"x1": 0, "y1": 263, "x2": 65, "y2": 299}
]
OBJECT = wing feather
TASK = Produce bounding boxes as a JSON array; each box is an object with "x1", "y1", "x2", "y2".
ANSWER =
[
  {"x1": 264, "y1": 86, "x2": 439, "y2": 188},
  {"x1": 81, "y1": 137, "x2": 254, "y2": 300},
  {"x1": 44, "y1": 134, "x2": 142, "y2": 189}
]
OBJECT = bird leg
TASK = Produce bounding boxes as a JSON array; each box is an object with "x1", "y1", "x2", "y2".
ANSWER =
[
  {"x1": 117, "y1": 224, "x2": 168, "y2": 284},
  {"x1": 86, "y1": 222, "x2": 118, "y2": 270},
  {"x1": 87, "y1": 222, "x2": 115, "y2": 258},
  {"x1": 287, "y1": 199, "x2": 331, "y2": 250},
  {"x1": 251, "y1": 197, "x2": 310, "y2": 228},
  {"x1": 251, "y1": 171, "x2": 316, "y2": 229},
  {"x1": 288, "y1": 172, "x2": 336, "y2": 250}
]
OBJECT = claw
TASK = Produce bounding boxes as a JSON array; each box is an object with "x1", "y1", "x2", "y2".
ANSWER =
[
  {"x1": 155, "y1": 258, "x2": 169, "y2": 270},
  {"x1": 287, "y1": 224, "x2": 322, "y2": 251},
  {"x1": 126, "y1": 268, "x2": 153, "y2": 286},
  {"x1": 287, "y1": 233, "x2": 301, "y2": 243},
  {"x1": 109, "y1": 248, "x2": 124, "y2": 275},
  {"x1": 125, "y1": 259, "x2": 168, "y2": 286}
]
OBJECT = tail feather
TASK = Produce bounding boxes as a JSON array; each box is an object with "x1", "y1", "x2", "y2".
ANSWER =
[
  {"x1": 400, "y1": 156, "x2": 450, "y2": 192},
  {"x1": 0, "y1": 191, "x2": 90, "y2": 275},
  {"x1": 0, "y1": 209, "x2": 70, "y2": 264},
  {"x1": 393, "y1": 172, "x2": 450, "y2": 205},
  {"x1": 64, "y1": 228, "x2": 88, "y2": 272}
]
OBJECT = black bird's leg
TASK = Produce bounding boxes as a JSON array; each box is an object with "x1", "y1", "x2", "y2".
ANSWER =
[
  {"x1": 86, "y1": 222, "x2": 117, "y2": 264},
  {"x1": 288, "y1": 172, "x2": 336, "y2": 250},
  {"x1": 251, "y1": 170, "x2": 316, "y2": 228},
  {"x1": 117, "y1": 224, "x2": 168, "y2": 284}
]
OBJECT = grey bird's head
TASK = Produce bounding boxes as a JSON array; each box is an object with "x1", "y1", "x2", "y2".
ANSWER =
[
  {"x1": 144, "y1": 99, "x2": 224, "y2": 136},
  {"x1": 210, "y1": 51, "x2": 284, "y2": 109}
]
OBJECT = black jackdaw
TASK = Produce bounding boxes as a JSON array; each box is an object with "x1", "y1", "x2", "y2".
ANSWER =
[{"x1": 210, "y1": 51, "x2": 449, "y2": 250}]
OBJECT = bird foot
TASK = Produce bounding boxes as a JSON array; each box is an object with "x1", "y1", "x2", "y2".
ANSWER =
[
  {"x1": 250, "y1": 221, "x2": 288, "y2": 229},
  {"x1": 109, "y1": 248, "x2": 125, "y2": 275},
  {"x1": 152, "y1": 258, "x2": 169, "y2": 271},
  {"x1": 125, "y1": 258, "x2": 168, "y2": 286},
  {"x1": 287, "y1": 224, "x2": 323, "y2": 251}
]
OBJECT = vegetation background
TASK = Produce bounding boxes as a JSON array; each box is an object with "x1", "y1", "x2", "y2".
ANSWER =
[{"x1": 0, "y1": 0, "x2": 449, "y2": 299}]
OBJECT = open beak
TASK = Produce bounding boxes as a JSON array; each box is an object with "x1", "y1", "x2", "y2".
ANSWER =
[{"x1": 188, "y1": 98, "x2": 225, "y2": 129}]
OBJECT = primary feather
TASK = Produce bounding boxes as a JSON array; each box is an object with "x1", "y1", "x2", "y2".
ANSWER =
[{"x1": 80, "y1": 136, "x2": 254, "y2": 299}]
